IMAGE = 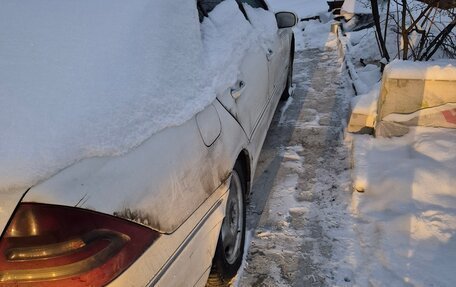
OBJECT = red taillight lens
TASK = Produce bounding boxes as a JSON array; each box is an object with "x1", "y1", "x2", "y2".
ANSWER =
[{"x1": 0, "y1": 203, "x2": 159, "y2": 286}]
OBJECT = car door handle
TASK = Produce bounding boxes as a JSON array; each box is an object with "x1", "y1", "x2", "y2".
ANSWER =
[
  {"x1": 266, "y1": 49, "x2": 274, "y2": 61},
  {"x1": 230, "y1": 81, "x2": 246, "y2": 100}
]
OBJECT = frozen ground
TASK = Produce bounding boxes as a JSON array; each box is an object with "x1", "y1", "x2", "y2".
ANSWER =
[{"x1": 237, "y1": 20, "x2": 356, "y2": 286}]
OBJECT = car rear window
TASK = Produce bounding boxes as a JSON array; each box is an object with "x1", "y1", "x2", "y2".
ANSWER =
[
  {"x1": 238, "y1": 0, "x2": 268, "y2": 10},
  {"x1": 198, "y1": 0, "x2": 225, "y2": 14}
]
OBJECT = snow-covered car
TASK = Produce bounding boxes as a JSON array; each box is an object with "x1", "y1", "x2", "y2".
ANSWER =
[{"x1": 0, "y1": 0, "x2": 296, "y2": 286}]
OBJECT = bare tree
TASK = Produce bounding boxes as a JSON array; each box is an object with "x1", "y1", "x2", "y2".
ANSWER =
[{"x1": 370, "y1": 0, "x2": 456, "y2": 61}]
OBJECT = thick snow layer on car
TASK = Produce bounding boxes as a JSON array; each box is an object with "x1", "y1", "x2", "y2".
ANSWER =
[
  {"x1": 0, "y1": 0, "x2": 213, "y2": 191},
  {"x1": 384, "y1": 59, "x2": 456, "y2": 80},
  {"x1": 0, "y1": 0, "x2": 280, "y2": 192},
  {"x1": 244, "y1": 4, "x2": 278, "y2": 48},
  {"x1": 201, "y1": 0, "x2": 254, "y2": 95},
  {"x1": 352, "y1": 128, "x2": 456, "y2": 286},
  {"x1": 201, "y1": 0, "x2": 276, "y2": 94},
  {"x1": 266, "y1": 0, "x2": 327, "y2": 19}
]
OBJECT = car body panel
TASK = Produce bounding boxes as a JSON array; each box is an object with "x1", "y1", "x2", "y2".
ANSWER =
[
  {"x1": 108, "y1": 179, "x2": 229, "y2": 287},
  {"x1": 0, "y1": 189, "x2": 25, "y2": 235},
  {"x1": 268, "y1": 28, "x2": 292, "y2": 103},
  {"x1": 23, "y1": 101, "x2": 247, "y2": 234},
  {"x1": 266, "y1": 29, "x2": 285, "y2": 98},
  {"x1": 216, "y1": 44, "x2": 269, "y2": 139},
  {"x1": 196, "y1": 104, "x2": 222, "y2": 147},
  {"x1": 248, "y1": 56, "x2": 288, "y2": 173}
]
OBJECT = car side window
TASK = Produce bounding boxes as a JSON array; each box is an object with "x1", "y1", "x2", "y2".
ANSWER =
[
  {"x1": 198, "y1": 0, "x2": 225, "y2": 15},
  {"x1": 237, "y1": 0, "x2": 268, "y2": 10}
]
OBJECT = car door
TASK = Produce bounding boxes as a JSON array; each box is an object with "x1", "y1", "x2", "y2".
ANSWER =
[
  {"x1": 218, "y1": 45, "x2": 269, "y2": 139},
  {"x1": 200, "y1": 0, "x2": 270, "y2": 139},
  {"x1": 276, "y1": 26, "x2": 292, "y2": 94},
  {"x1": 240, "y1": 0, "x2": 288, "y2": 101}
]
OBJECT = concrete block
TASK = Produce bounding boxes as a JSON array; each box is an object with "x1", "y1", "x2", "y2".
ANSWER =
[{"x1": 375, "y1": 61, "x2": 456, "y2": 137}]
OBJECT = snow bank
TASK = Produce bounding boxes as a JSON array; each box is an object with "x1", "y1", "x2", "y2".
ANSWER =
[
  {"x1": 351, "y1": 84, "x2": 380, "y2": 116},
  {"x1": 352, "y1": 128, "x2": 456, "y2": 286},
  {"x1": 347, "y1": 28, "x2": 381, "y2": 62},
  {"x1": 384, "y1": 60, "x2": 456, "y2": 81},
  {"x1": 340, "y1": 27, "x2": 382, "y2": 95},
  {"x1": 266, "y1": 0, "x2": 328, "y2": 19},
  {"x1": 347, "y1": 85, "x2": 380, "y2": 133}
]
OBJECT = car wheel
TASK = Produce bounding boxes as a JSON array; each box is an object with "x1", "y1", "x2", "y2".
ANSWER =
[
  {"x1": 207, "y1": 162, "x2": 246, "y2": 286},
  {"x1": 281, "y1": 51, "x2": 294, "y2": 101}
]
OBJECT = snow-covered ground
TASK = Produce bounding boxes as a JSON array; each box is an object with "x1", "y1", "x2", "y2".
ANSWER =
[{"x1": 350, "y1": 128, "x2": 456, "y2": 286}]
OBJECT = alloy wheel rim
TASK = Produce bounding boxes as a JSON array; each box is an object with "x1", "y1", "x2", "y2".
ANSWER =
[{"x1": 221, "y1": 171, "x2": 244, "y2": 265}]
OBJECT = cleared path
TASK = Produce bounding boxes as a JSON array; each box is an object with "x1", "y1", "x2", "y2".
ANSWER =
[{"x1": 238, "y1": 37, "x2": 354, "y2": 287}]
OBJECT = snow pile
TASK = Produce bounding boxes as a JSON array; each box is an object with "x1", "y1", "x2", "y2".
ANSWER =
[
  {"x1": 341, "y1": 28, "x2": 382, "y2": 94},
  {"x1": 357, "y1": 64, "x2": 381, "y2": 87},
  {"x1": 351, "y1": 83, "x2": 380, "y2": 117},
  {"x1": 351, "y1": 128, "x2": 456, "y2": 286},
  {"x1": 384, "y1": 59, "x2": 456, "y2": 81},
  {"x1": 348, "y1": 66, "x2": 381, "y2": 116},
  {"x1": 344, "y1": 28, "x2": 380, "y2": 60},
  {"x1": 350, "y1": 30, "x2": 381, "y2": 61},
  {"x1": 266, "y1": 0, "x2": 328, "y2": 19}
]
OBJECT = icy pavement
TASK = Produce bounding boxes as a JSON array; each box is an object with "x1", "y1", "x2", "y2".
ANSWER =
[{"x1": 237, "y1": 27, "x2": 356, "y2": 286}]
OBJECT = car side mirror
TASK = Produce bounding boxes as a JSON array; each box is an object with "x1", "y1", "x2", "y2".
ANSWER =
[{"x1": 275, "y1": 12, "x2": 298, "y2": 29}]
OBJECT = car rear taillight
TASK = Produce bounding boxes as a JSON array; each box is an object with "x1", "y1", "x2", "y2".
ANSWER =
[{"x1": 0, "y1": 203, "x2": 159, "y2": 286}]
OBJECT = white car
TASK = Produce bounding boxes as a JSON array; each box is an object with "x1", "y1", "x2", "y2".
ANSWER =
[{"x1": 0, "y1": 0, "x2": 296, "y2": 286}]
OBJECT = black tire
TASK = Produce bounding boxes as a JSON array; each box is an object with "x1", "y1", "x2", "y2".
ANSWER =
[
  {"x1": 281, "y1": 49, "x2": 294, "y2": 101},
  {"x1": 207, "y1": 162, "x2": 246, "y2": 286}
]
